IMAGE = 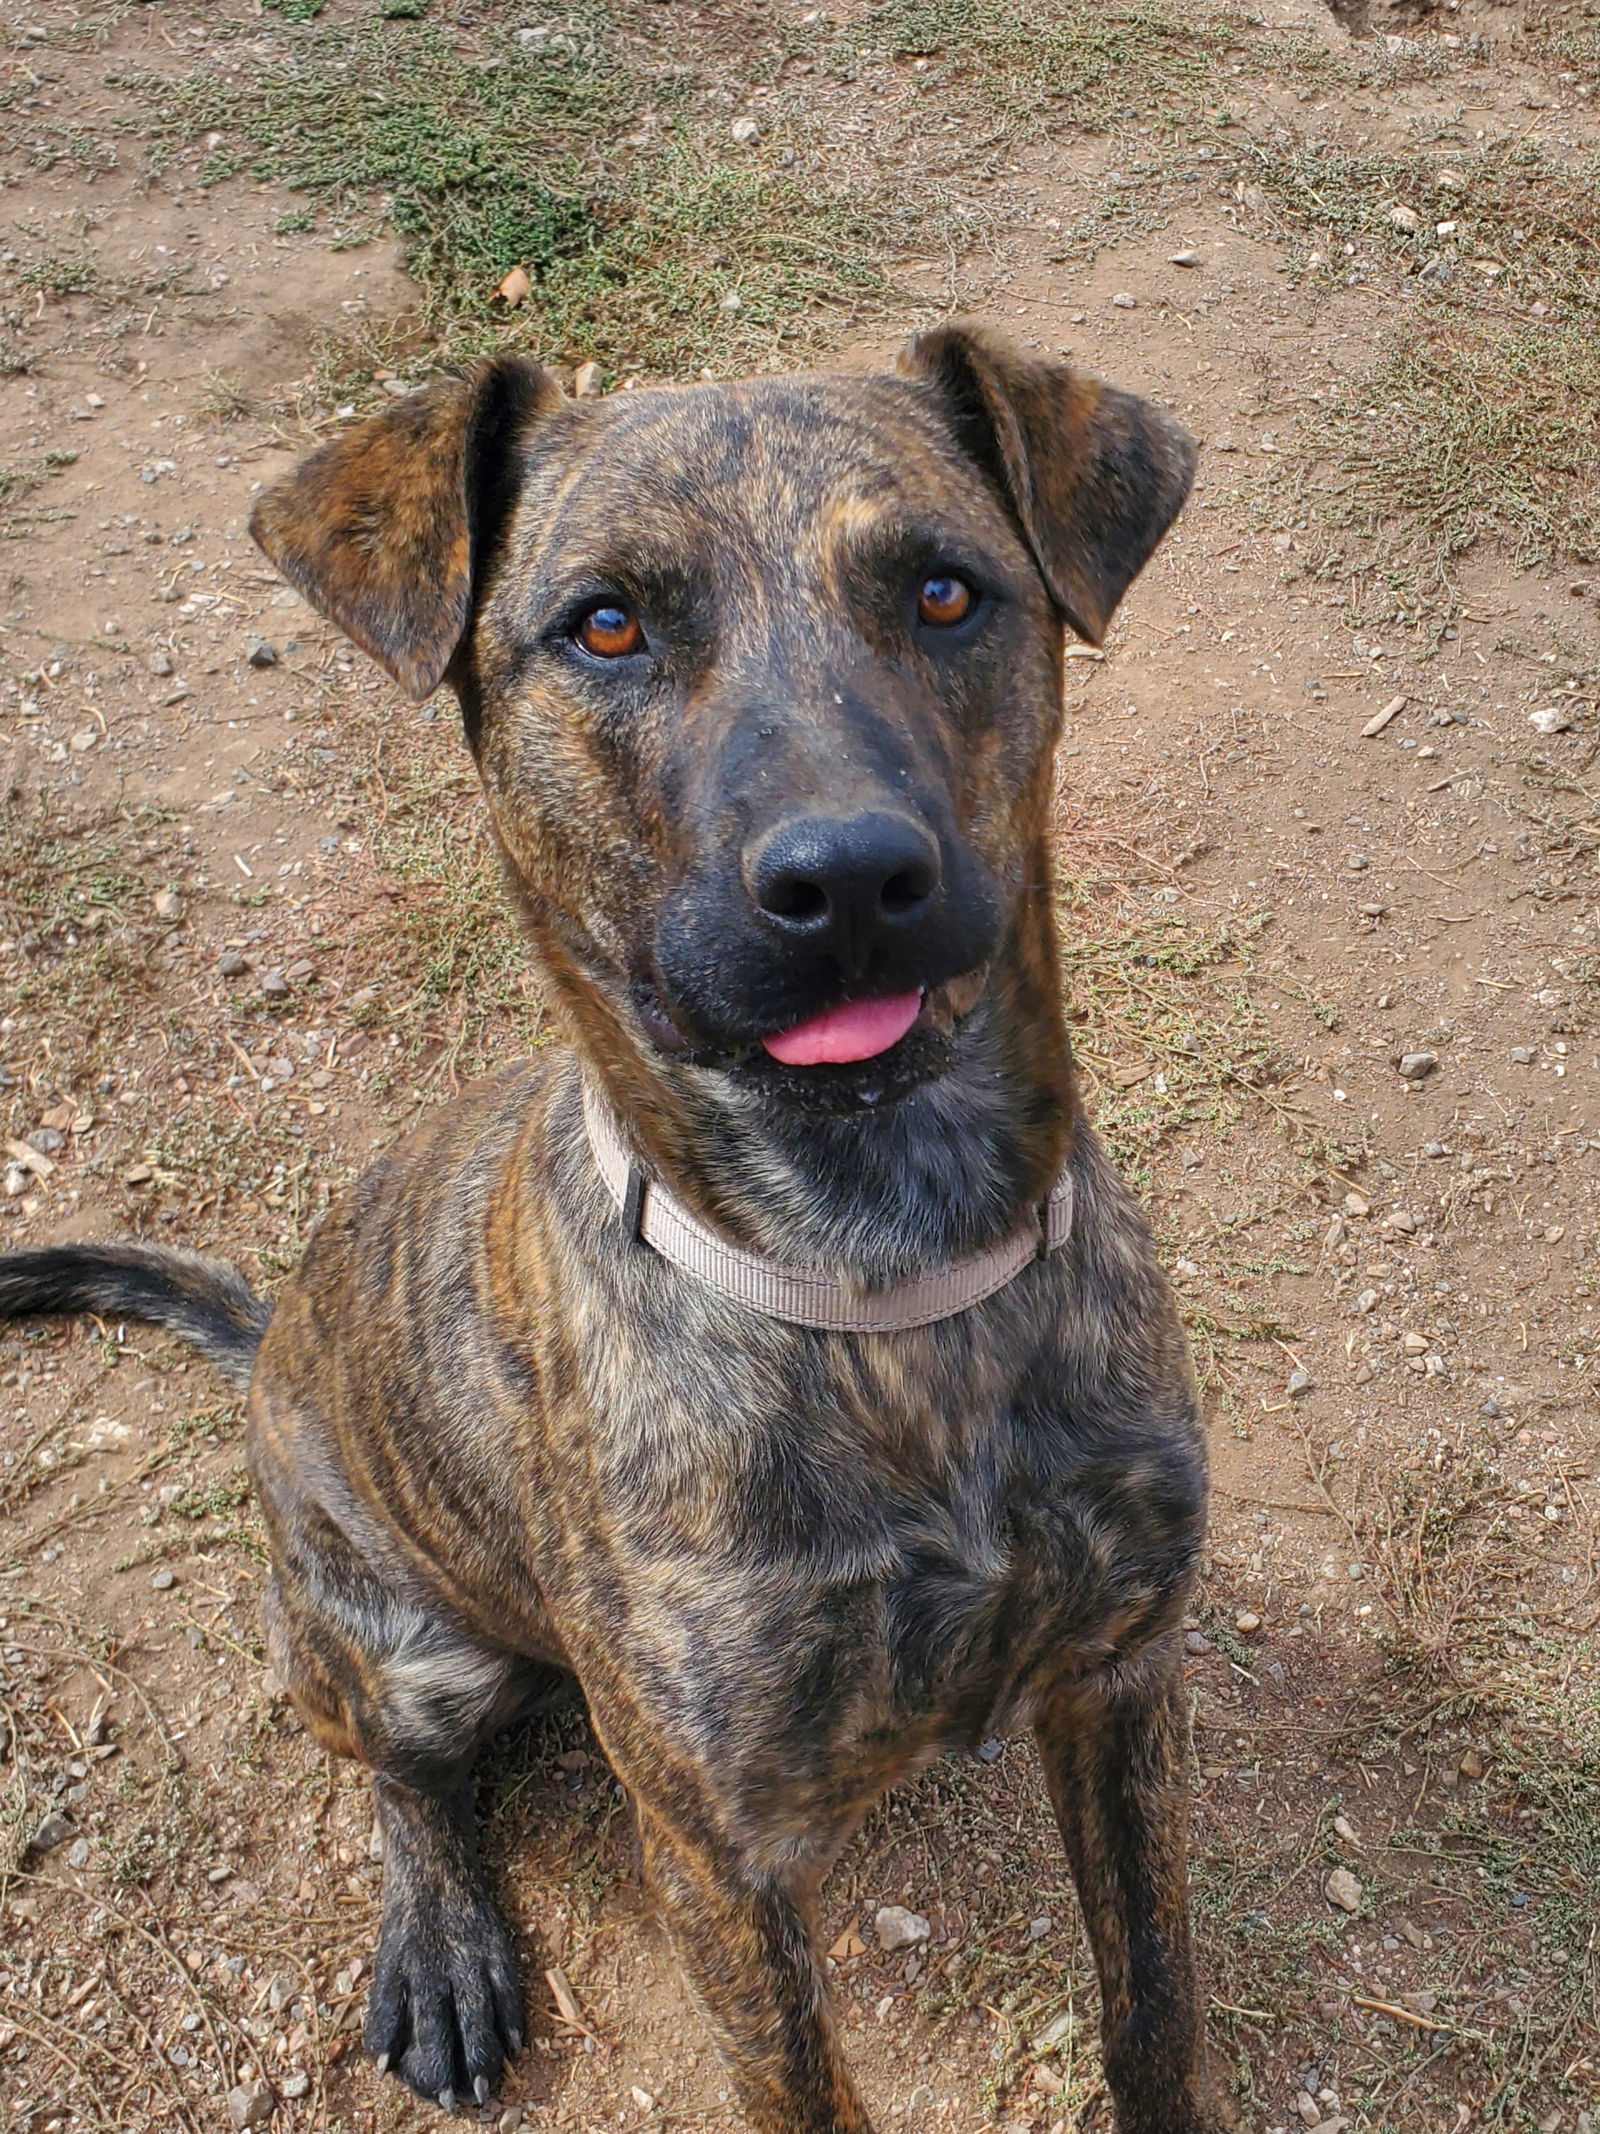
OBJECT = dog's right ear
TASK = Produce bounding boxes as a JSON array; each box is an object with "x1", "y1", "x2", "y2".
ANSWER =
[{"x1": 250, "y1": 357, "x2": 566, "y2": 702}]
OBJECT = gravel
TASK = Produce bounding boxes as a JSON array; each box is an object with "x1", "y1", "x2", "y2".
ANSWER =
[{"x1": 874, "y1": 1904, "x2": 931, "y2": 1951}]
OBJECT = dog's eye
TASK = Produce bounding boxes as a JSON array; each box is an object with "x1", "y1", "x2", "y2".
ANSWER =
[
  {"x1": 917, "y1": 575, "x2": 974, "y2": 628},
  {"x1": 576, "y1": 603, "x2": 644, "y2": 659}
]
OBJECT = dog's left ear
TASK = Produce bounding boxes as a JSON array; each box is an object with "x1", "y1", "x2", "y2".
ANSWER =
[
  {"x1": 900, "y1": 321, "x2": 1197, "y2": 646},
  {"x1": 250, "y1": 356, "x2": 567, "y2": 701}
]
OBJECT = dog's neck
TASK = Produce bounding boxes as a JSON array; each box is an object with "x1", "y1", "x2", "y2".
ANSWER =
[{"x1": 563, "y1": 914, "x2": 1076, "y2": 1284}]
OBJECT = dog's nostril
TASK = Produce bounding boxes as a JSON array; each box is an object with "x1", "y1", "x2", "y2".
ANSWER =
[
  {"x1": 763, "y1": 875, "x2": 829, "y2": 923},
  {"x1": 880, "y1": 866, "x2": 933, "y2": 916}
]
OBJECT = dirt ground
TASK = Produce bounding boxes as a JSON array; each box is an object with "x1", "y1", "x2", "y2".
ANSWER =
[{"x1": 3, "y1": 0, "x2": 1600, "y2": 2129}]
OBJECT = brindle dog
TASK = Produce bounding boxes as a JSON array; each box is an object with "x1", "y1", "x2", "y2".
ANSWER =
[{"x1": 0, "y1": 324, "x2": 1226, "y2": 2132}]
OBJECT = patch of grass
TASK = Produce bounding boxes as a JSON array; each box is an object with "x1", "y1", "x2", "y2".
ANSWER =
[
  {"x1": 1519, "y1": 0, "x2": 1600, "y2": 78},
  {"x1": 1056, "y1": 905, "x2": 1278, "y2": 1191},
  {"x1": 1306, "y1": 321, "x2": 1600, "y2": 594},
  {"x1": 358, "y1": 765, "x2": 545, "y2": 1077},
  {"x1": 1245, "y1": 135, "x2": 1600, "y2": 321},
  {"x1": 828, "y1": 0, "x2": 1233, "y2": 128},
  {"x1": 136, "y1": 13, "x2": 898, "y2": 379},
  {"x1": 9, "y1": 249, "x2": 97, "y2": 297}
]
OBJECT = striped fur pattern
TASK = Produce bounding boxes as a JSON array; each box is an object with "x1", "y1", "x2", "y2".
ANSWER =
[{"x1": 0, "y1": 325, "x2": 1231, "y2": 2130}]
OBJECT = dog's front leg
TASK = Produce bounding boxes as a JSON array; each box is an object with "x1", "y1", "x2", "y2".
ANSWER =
[
  {"x1": 635, "y1": 1805, "x2": 872, "y2": 2134},
  {"x1": 1035, "y1": 1640, "x2": 1231, "y2": 2134}
]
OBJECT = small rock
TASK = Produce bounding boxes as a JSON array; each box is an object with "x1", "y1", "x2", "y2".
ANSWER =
[
  {"x1": 1184, "y1": 1630, "x2": 1213, "y2": 1655},
  {"x1": 574, "y1": 361, "x2": 603, "y2": 399},
  {"x1": 67, "y1": 1837, "x2": 91, "y2": 1868},
  {"x1": 152, "y1": 889, "x2": 183, "y2": 922},
  {"x1": 1111, "y1": 291, "x2": 1137, "y2": 308},
  {"x1": 218, "y1": 951, "x2": 249, "y2": 978},
  {"x1": 148, "y1": 650, "x2": 174, "y2": 677},
  {"x1": 1286, "y1": 1367, "x2": 1314, "y2": 1400},
  {"x1": 1234, "y1": 1610, "x2": 1261, "y2": 1635},
  {"x1": 280, "y1": 2073, "x2": 310, "y2": 2100},
  {"x1": 1510, "y1": 1045, "x2": 1537, "y2": 1065},
  {"x1": 1398, "y1": 1052, "x2": 1438, "y2": 1080},
  {"x1": 1402, "y1": 1331, "x2": 1429, "y2": 1355},
  {"x1": 1168, "y1": 248, "x2": 1201, "y2": 267},
  {"x1": 1385, "y1": 1210, "x2": 1417, "y2": 1234},
  {"x1": 719, "y1": 290, "x2": 743, "y2": 313},
  {"x1": 630, "y1": 2087, "x2": 656, "y2": 2112},
  {"x1": 1332, "y1": 1814, "x2": 1358, "y2": 1843},
  {"x1": 260, "y1": 971, "x2": 290, "y2": 1000},
  {"x1": 499, "y1": 2112, "x2": 526, "y2": 2134},
  {"x1": 1529, "y1": 706, "x2": 1573, "y2": 736},
  {"x1": 151, "y1": 1567, "x2": 176, "y2": 1592},
  {"x1": 1346, "y1": 852, "x2": 1369, "y2": 871},
  {"x1": 69, "y1": 728, "x2": 98, "y2": 753},
  {"x1": 730, "y1": 115, "x2": 762, "y2": 144},
  {"x1": 873, "y1": 1904, "x2": 931, "y2": 1952},
  {"x1": 1458, "y1": 1746, "x2": 1486, "y2": 1781},
  {"x1": 227, "y1": 2081, "x2": 276, "y2": 2129},
  {"x1": 30, "y1": 1810, "x2": 75, "y2": 1855},
  {"x1": 246, "y1": 641, "x2": 279, "y2": 669},
  {"x1": 1297, "y1": 2096, "x2": 1323, "y2": 2129},
  {"x1": 26, "y1": 1127, "x2": 64, "y2": 1157},
  {"x1": 975, "y1": 1737, "x2": 1004, "y2": 1763},
  {"x1": 1027, "y1": 1914, "x2": 1053, "y2": 1940},
  {"x1": 1324, "y1": 1866, "x2": 1363, "y2": 1914},
  {"x1": 1343, "y1": 1192, "x2": 1370, "y2": 1218},
  {"x1": 1388, "y1": 204, "x2": 1420, "y2": 231}
]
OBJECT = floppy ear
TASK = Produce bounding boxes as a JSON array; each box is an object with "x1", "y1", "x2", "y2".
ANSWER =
[
  {"x1": 899, "y1": 321, "x2": 1197, "y2": 646},
  {"x1": 249, "y1": 357, "x2": 566, "y2": 701}
]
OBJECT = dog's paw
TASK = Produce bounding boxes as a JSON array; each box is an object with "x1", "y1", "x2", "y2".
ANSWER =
[{"x1": 364, "y1": 1897, "x2": 524, "y2": 2108}]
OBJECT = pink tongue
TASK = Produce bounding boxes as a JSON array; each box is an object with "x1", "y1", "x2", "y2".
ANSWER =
[{"x1": 762, "y1": 991, "x2": 923, "y2": 1067}]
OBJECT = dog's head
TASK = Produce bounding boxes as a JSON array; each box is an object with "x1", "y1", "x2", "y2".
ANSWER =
[{"x1": 253, "y1": 325, "x2": 1193, "y2": 1115}]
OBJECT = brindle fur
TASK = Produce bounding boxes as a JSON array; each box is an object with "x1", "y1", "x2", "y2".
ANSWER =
[{"x1": 0, "y1": 325, "x2": 1229, "y2": 2130}]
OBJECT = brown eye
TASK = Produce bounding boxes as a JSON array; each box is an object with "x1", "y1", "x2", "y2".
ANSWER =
[
  {"x1": 577, "y1": 603, "x2": 644, "y2": 659},
  {"x1": 918, "y1": 574, "x2": 974, "y2": 628}
]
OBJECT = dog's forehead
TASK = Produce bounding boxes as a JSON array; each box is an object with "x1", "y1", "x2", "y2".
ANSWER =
[{"x1": 514, "y1": 373, "x2": 994, "y2": 565}]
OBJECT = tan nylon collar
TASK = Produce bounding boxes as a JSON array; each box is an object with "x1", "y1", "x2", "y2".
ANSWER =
[{"x1": 582, "y1": 1082, "x2": 1074, "y2": 1333}]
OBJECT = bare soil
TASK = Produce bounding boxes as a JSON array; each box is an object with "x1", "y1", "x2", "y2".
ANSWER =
[{"x1": 3, "y1": 3, "x2": 1600, "y2": 2132}]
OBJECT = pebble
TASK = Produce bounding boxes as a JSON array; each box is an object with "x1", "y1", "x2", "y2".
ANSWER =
[
  {"x1": 1234, "y1": 1611, "x2": 1261, "y2": 1635},
  {"x1": 1388, "y1": 204, "x2": 1420, "y2": 231},
  {"x1": 1184, "y1": 1629, "x2": 1213, "y2": 1655},
  {"x1": 1343, "y1": 1192, "x2": 1369, "y2": 1217},
  {"x1": 1324, "y1": 1866, "x2": 1363, "y2": 1913},
  {"x1": 227, "y1": 2081, "x2": 276, "y2": 2129},
  {"x1": 873, "y1": 1904, "x2": 930, "y2": 1952},
  {"x1": 631, "y1": 2087, "x2": 656, "y2": 2111},
  {"x1": 1402, "y1": 1332, "x2": 1429, "y2": 1355},
  {"x1": 219, "y1": 951, "x2": 250, "y2": 978},
  {"x1": 69, "y1": 728, "x2": 98, "y2": 753},
  {"x1": 1346, "y1": 853, "x2": 1368, "y2": 871},
  {"x1": 149, "y1": 650, "x2": 174, "y2": 677},
  {"x1": 499, "y1": 2112, "x2": 526, "y2": 2134},
  {"x1": 1286, "y1": 1367, "x2": 1314, "y2": 1399},
  {"x1": 1458, "y1": 1746, "x2": 1486, "y2": 1781},
  {"x1": 1398, "y1": 1051, "x2": 1437, "y2": 1080},
  {"x1": 1529, "y1": 706, "x2": 1572, "y2": 736},
  {"x1": 1111, "y1": 291, "x2": 1136, "y2": 308},
  {"x1": 67, "y1": 1837, "x2": 91, "y2": 1868},
  {"x1": 260, "y1": 971, "x2": 291, "y2": 1000},
  {"x1": 151, "y1": 1567, "x2": 176, "y2": 1591},
  {"x1": 26, "y1": 1127, "x2": 64, "y2": 1157},
  {"x1": 246, "y1": 641, "x2": 279, "y2": 669},
  {"x1": 730, "y1": 115, "x2": 762, "y2": 143},
  {"x1": 1332, "y1": 1815, "x2": 1358, "y2": 1843},
  {"x1": 281, "y1": 2073, "x2": 310, "y2": 2100},
  {"x1": 975, "y1": 1737, "x2": 1004, "y2": 1763},
  {"x1": 153, "y1": 889, "x2": 183, "y2": 921},
  {"x1": 30, "y1": 1810, "x2": 75, "y2": 1855},
  {"x1": 1027, "y1": 1914, "x2": 1053, "y2": 1940},
  {"x1": 1168, "y1": 248, "x2": 1201, "y2": 267},
  {"x1": 574, "y1": 361, "x2": 603, "y2": 399},
  {"x1": 1510, "y1": 1045, "x2": 1536, "y2": 1065}
]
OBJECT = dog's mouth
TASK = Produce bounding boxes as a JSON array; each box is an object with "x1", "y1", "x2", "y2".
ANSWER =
[
  {"x1": 631, "y1": 967, "x2": 991, "y2": 1111},
  {"x1": 760, "y1": 991, "x2": 925, "y2": 1067}
]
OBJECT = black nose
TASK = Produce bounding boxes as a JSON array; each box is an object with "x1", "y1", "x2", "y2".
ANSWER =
[{"x1": 744, "y1": 811, "x2": 943, "y2": 974}]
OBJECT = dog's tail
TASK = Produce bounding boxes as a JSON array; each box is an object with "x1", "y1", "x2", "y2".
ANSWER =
[{"x1": 0, "y1": 1244, "x2": 271, "y2": 1391}]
